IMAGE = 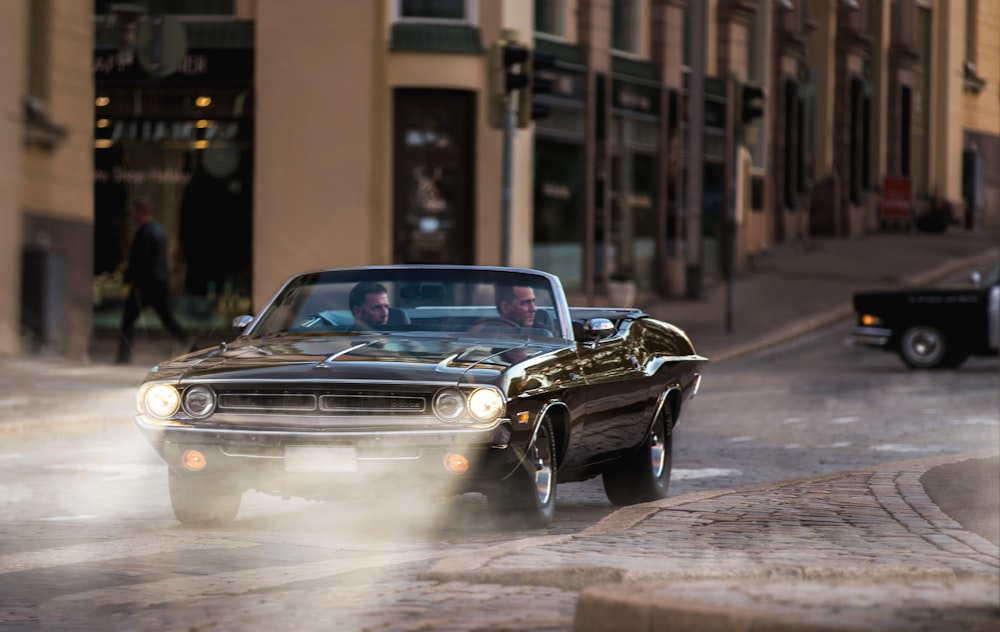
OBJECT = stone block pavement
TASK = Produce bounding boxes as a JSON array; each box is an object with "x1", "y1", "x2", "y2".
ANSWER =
[{"x1": 1, "y1": 226, "x2": 999, "y2": 630}]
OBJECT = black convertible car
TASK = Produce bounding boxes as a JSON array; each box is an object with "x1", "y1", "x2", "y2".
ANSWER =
[{"x1": 135, "y1": 265, "x2": 706, "y2": 529}]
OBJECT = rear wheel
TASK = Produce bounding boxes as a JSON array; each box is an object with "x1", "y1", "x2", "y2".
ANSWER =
[
  {"x1": 603, "y1": 405, "x2": 673, "y2": 506},
  {"x1": 487, "y1": 417, "x2": 557, "y2": 530},
  {"x1": 168, "y1": 470, "x2": 243, "y2": 526},
  {"x1": 899, "y1": 325, "x2": 950, "y2": 369}
]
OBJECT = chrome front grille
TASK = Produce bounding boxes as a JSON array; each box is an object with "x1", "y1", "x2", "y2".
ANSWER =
[
  {"x1": 214, "y1": 389, "x2": 430, "y2": 416},
  {"x1": 319, "y1": 394, "x2": 426, "y2": 413},
  {"x1": 219, "y1": 393, "x2": 317, "y2": 411}
]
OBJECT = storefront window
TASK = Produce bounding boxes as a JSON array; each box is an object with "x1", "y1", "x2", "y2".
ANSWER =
[
  {"x1": 393, "y1": 89, "x2": 475, "y2": 265},
  {"x1": 535, "y1": 0, "x2": 567, "y2": 38},
  {"x1": 533, "y1": 140, "x2": 584, "y2": 289},
  {"x1": 95, "y1": 0, "x2": 236, "y2": 15},
  {"x1": 93, "y1": 44, "x2": 253, "y2": 337},
  {"x1": 612, "y1": 0, "x2": 641, "y2": 54},
  {"x1": 398, "y1": 0, "x2": 469, "y2": 21}
]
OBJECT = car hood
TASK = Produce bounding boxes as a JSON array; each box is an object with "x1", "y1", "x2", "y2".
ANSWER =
[{"x1": 146, "y1": 332, "x2": 562, "y2": 384}]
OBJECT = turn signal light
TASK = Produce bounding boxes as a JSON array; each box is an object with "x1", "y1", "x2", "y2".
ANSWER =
[
  {"x1": 861, "y1": 314, "x2": 880, "y2": 326},
  {"x1": 181, "y1": 449, "x2": 207, "y2": 471},
  {"x1": 443, "y1": 453, "x2": 470, "y2": 474}
]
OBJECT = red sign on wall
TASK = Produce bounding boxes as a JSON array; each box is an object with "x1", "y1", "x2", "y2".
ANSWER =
[{"x1": 881, "y1": 176, "x2": 913, "y2": 221}]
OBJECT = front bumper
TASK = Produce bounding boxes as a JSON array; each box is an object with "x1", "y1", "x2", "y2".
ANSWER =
[
  {"x1": 852, "y1": 326, "x2": 893, "y2": 348},
  {"x1": 135, "y1": 415, "x2": 513, "y2": 491}
]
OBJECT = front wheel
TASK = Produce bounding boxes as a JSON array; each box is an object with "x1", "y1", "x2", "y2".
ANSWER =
[
  {"x1": 603, "y1": 405, "x2": 673, "y2": 506},
  {"x1": 487, "y1": 417, "x2": 557, "y2": 530},
  {"x1": 899, "y1": 325, "x2": 950, "y2": 369},
  {"x1": 168, "y1": 470, "x2": 243, "y2": 526}
]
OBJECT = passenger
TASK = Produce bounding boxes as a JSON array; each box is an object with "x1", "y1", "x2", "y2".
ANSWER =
[{"x1": 349, "y1": 281, "x2": 390, "y2": 327}]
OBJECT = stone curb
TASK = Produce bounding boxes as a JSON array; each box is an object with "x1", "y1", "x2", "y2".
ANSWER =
[{"x1": 573, "y1": 576, "x2": 1000, "y2": 632}]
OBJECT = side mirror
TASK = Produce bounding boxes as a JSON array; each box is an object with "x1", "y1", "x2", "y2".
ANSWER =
[
  {"x1": 581, "y1": 318, "x2": 615, "y2": 341},
  {"x1": 232, "y1": 314, "x2": 253, "y2": 334}
]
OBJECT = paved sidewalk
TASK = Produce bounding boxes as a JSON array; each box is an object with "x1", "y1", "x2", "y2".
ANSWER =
[
  {"x1": 423, "y1": 451, "x2": 999, "y2": 631},
  {"x1": 1, "y1": 227, "x2": 998, "y2": 630}
]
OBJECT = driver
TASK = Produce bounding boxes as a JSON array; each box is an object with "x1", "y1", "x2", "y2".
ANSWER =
[{"x1": 349, "y1": 282, "x2": 390, "y2": 326}]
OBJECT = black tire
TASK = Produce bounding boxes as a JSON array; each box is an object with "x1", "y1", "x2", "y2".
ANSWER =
[
  {"x1": 168, "y1": 470, "x2": 242, "y2": 526},
  {"x1": 899, "y1": 325, "x2": 950, "y2": 369},
  {"x1": 487, "y1": 417, "x2": 557, "y2": 530},
  {"x1": 603, "y1": 405, "x2": 673, "y2": 506}
]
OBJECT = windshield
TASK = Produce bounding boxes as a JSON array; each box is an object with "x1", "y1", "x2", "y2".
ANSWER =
[{"x1": 248, "y1": 267, "x2": 565, "y2": 340}]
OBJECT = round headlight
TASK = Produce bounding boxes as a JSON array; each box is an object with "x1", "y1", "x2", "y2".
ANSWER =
[
  {"x1": 433, "y1": 388, "x2": 466, "y2": 422},
  {"x1": 144, "y1": 384, "x2": 180, "y2": 418},
  {"x1": 468, "y1": 388, "x2": 504, "y2": 423},
  {"x1": 182, "y1": 385, "x2": 216, "y2": 418}
]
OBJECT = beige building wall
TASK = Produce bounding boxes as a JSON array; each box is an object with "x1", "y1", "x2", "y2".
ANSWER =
[
  {"x1": 0, "y1": 1, "x2": 27, "y2": 355},
  {"x1": 804, "y1": 0, "x2": 837, "y2": 186},
  {"x1": 927, "y1": 0, "x2": 965, "y2": 207},
  {"x1": 963, "y1": 0, "x2": 1000, "y2": 230},
  {"x1": 383, "y1": 1, "x2": 533, "y2": 268},
  {"x1": 22, "y1": 1, "x2": 94, "y2": 224},
  {"x1": 253, "y1": 0, "x2": 538, "y2": 308},
  {"x1": 2, "y1": 0, "x2": 93, "y2": 358},
  {"x1": 869, "y1": 0, "x2": 891, "y2": 232},
  {"x1": 253, "y1": 1, "x2": 379, "y2": 307},
  {"x1": 963, "y1": 1, "x2": 1000, "y2": 133}
]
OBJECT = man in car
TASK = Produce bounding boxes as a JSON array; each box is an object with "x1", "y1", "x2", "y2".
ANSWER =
[
  {"x1": 495, "y1": 284, "x2": 537, "y2": 328},
  {"x1": 349, "y1": 281, "x2": 390, "y2": 327}
]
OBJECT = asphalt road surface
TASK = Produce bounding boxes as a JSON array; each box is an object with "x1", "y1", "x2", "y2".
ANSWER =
[{"x1": 0, "y1": 317, "x2": 996, "y2": 630}]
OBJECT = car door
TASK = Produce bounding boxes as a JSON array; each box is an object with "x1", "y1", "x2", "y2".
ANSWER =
[{"x1": 568, "y1": 319, "x2": 650, "y2": 465}]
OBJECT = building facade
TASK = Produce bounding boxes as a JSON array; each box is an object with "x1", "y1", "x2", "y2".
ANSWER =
[
  {"x1": 0, "y1": 0, "x2": 996, "y2": 360},
  {"x1": 3, "y1": 0, "x2": 93, "y2": 358}
]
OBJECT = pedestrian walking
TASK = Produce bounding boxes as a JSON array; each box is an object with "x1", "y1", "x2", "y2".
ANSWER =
[{"x1": 115, "y1": 197, "x2": 191, "y2": 364}]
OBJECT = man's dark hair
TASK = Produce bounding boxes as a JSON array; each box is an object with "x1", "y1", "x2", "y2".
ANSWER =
[
  {"x1": 494, "y1": 284, "x2": 517, "y2": 311},
  {"x1": 349, "y1": 282, "x2": 388, "y2": 309}
]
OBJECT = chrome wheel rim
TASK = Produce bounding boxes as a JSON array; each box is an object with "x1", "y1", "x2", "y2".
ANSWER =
[
  {"x1": 912, "y1": 334, "x2": 940, "y2": 358},
  {"x1": 650, "y1": 422, "x2": 665, "y2": 478},
  {"x1": 533, "y1": 430, "x2": 553, "y2": 505},
  {"x1": 905, "y1": 327, "x2": 944, "y2": 365}
]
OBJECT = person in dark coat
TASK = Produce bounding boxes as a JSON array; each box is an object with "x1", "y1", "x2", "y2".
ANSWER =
[{"x1": 116, "y1": 197, "x2": 191, "y2": 364}]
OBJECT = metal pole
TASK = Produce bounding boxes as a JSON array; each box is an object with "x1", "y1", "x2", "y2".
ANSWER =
[
  {"x1": 685, "y1": 0, "x2": 706, "y2": 298},
  {"x1": 726, "y1": 78, "x2": 738, "y2": 334},
  {"x1": 501, "y1": 92, "x2": 515, "y2": 268}
]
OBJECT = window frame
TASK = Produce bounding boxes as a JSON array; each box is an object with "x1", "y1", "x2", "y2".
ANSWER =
[
  {"x1": 392, "y1": 0, "x2": 477, "y2": 25},
  {"x1": 535, "y1": 0, "x2": 569, "y2": 40},
  {"x1": 611, "y1": 0, "x2": 642, "y2": 56}
]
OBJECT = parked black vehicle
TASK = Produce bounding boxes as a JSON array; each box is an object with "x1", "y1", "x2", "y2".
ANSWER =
[
  {"x1": 134, "y1": 265, "x2": 706, "y2": 530},
  {"x1": 852, "y1": 262, "x2": 999, "y2": 369}
]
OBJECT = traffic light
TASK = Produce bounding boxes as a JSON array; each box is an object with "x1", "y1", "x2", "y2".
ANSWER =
[
  {"x1": 740, "y1": 83, "x2": 766, "y2": 125},
  {"x1": 488, "y1": 39, "x2": 529, "y2": 129},
  {"x1": 516, "y1": 50, "x2": 556, "y2": 128}
]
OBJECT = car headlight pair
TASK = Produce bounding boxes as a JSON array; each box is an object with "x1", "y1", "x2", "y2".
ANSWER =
[
  {"x1": 140, "y1": 384, "x2": 216, "y2": 420},
  {"x1": 433, "y1": 387, "x2": 504, "y2": 424}
]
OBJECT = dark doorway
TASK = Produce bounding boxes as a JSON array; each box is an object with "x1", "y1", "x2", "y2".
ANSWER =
[{"x1": 392, "y1": 89, "x2": 476, "y2": 264}]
